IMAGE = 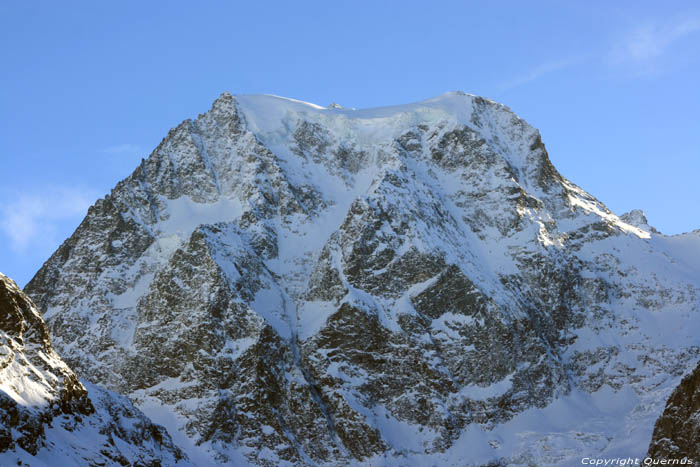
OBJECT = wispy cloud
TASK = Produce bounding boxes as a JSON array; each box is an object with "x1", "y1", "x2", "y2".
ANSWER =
[
  {"x1": 100, "y1": 143, "x2": 141, "y2": 155},
  {"x1": 496, "y1": 56, "x2": 585, "y2": 93},
  {"x1": 496, "y1": 14, "x2": 700, "y2": 93},
  {"x1": 610, "y1": 15, "x2": 700, "y2": 72},
  {"x1": 0, "y1": 186, "x2": 97, "y2": 253}
]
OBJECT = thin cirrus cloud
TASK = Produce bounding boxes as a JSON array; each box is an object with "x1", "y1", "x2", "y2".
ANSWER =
[
  {"x1": 495, "y1": 56, "x2": 586, "y2": 93},
  {"x1": 0, "y1": 187, "x2": 97, "y2": 253},
  {"x1": 610, "y1": 14, "x2": 700, "y2": 71},
  {"x1": 495, "y1": 14, "x2": 700, "y2": 93}
]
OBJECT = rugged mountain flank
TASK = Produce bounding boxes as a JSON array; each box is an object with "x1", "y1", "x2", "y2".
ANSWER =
[
  {"x1": 0, "y1": 272, "x2": 189, "y2": 466},
  {"x1": 24, "y1": 92, "x2": 700, "y2": 465}
]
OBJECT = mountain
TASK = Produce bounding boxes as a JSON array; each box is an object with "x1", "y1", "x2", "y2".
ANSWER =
[
  {"x1": 0, "y1": 272, "x2": 189, "y2": 466},
  {"x1": 646, "y1": 360, "x2": 700, "y2": 461},
  {"x1": 24, "y1": 92, "x2": 700, "y2": 466}
]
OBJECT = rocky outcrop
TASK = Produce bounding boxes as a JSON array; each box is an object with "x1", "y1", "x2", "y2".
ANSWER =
[
  {"x1": 23, "y1": 92, "x2": 700, "y2": 465},
  {"x1": 647, "y1": 362, "x2": 700, "y2": 461},
  {"x1": 621, "y1": 209, "x2": 660, "y2": 234},
  {"x1": 0, "y1": 272, "x2": 189, "y2": 466}
]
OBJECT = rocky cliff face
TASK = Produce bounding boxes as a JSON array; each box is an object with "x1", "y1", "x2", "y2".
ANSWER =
[
  {"x1": 24, "y1": 92, "x2": 700, "y2": 465},
  {"x1": 647, "y1": 361, "x2": 700, "y2": 461},
  {"x1": 0, "y1": 272, "x2": 189, "y2": 466}
]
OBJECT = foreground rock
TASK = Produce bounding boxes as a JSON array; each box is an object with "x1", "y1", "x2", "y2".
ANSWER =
[
  {"x1": 24, "y1": 92, "x2": 700, "y2": 465},
  {"x1": 647, "y1": 361, "x2": 700, "y2": 462},
  {"x1": 0, "y1": 272, "x2": 189, "y2": 466}
]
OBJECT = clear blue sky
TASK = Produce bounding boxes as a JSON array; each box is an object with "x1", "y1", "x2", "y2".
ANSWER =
[{"x1": 2, "y1": 1, "x2": 700, "y2": 287}]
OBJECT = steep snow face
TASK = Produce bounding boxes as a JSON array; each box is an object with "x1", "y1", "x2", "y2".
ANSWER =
[
  {"x1": 24, "y1": 92, "x2": 700, "y2": 466},
  {"x1": 0, "y1": 273, "x2": 189, "y2": 466}
]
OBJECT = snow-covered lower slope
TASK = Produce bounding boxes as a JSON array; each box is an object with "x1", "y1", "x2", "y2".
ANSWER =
[
  {"x1": 24, "y1": 92, "x2": 700, "y2": 466},
  {"x1": 0, "y1": 272, "x2": 190, "y2": 466}
]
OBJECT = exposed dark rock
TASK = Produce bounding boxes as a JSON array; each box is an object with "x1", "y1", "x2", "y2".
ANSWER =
[{"x1": 646, "y1": 361, "x2": 700, "y2": 461}]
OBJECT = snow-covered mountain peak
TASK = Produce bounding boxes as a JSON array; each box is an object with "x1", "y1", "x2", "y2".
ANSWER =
[
  {"x1": 224, "y1": 91, "x2": 560, "y2": 200},
  {"x1": 233, "y1": 91, "x2": 486, "y2": 138},
  {"x1": 22, "y1": 92, "x2": 700, "y2": 465}
]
